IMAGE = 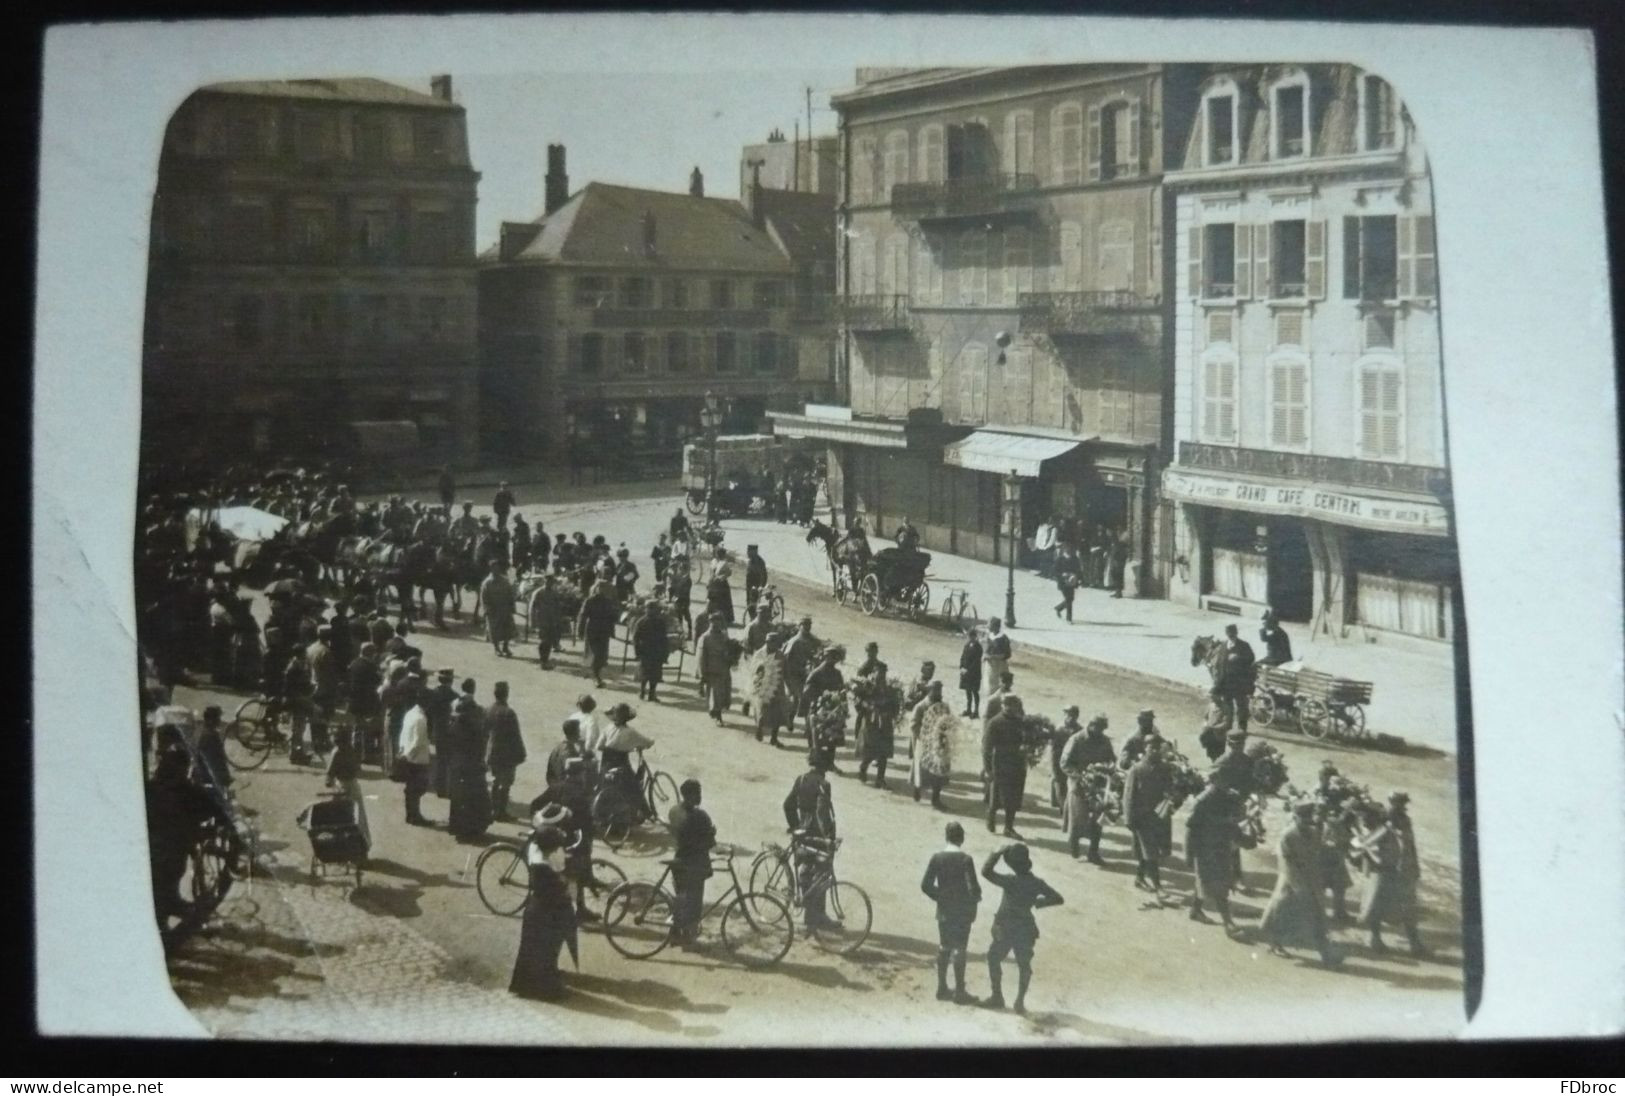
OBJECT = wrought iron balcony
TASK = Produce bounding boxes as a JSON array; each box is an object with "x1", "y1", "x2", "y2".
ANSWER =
[
  {"x1": 889, "y1": 173, "x2": 1041, "y2": 223},
  {"x1": 1177, "y1": 441, "x2": 1450, "y2": 497},
  {"x1": 1018, "y1": 291, "x2": 1162, "y2": 339},
  {"x1": 839, "y1": 294, "x2": 912, "y2": 334}
]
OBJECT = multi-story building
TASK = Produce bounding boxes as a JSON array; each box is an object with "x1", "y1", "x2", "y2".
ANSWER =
[
  {"x1": 770, "y1": 65, "x2": 1201, "y2": 591},
  {"x1": 477, "y1": 150, "x2": 835, "y2": 466},
  {"x1": 142, "y1": 76, "x2": 481, "y2": 466},
  {"x1": 739, "y1": 129, "x2": 840, "y2": 197},
  {"x1": 1161, "y1": 64, "x2": 1455, "y2": 644}
]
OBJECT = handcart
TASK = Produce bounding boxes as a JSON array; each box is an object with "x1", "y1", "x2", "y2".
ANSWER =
[
  {"x1": 297, "y1": 794, "x2": 370, "y2": 887},
  {"x1": 1251, "y1": 665, "x2": 1374, "y2": 742}
]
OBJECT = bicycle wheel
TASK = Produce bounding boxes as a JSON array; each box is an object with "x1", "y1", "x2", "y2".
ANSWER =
[
  {"x1": 646, "y1": 770, "x2": 679, "y2": 820},
  {"x1": 748, "y1": 847, "x2": 794, "y2": 905},
  {"x1": 225, "y1": 699, "x2": 273, "y2": 771},
  {"x1": 584, "y1": 857, "x2": 628, "y2": 915},
  {"x1": 809, "y1": 880, "x2": 873, "y2": 956},
  {"x1": 592, "y1": 787, "x2": 635, "y2": 851},
  {"x1": 474, "y1": 843, "x2": 530, "y2": 917},
  {"x1": 720, "y1": 891, "x2": 794, "y2": 968},
  {"x1": 602, "y1": 882, "x2": 675, "y2": 959}
]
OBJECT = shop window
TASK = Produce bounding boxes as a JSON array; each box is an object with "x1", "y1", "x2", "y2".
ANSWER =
[
  {"x1": 1343, "y1": 215, "x2": 1399, "y2": 301},
  {"x1": 1050, "y1": 102, "x2": 1083, "y2": 185},
  {"x1": 666, "y1": 331, "x2": 690, "y2": 373},
  {"x1": 623, "y1": 332, "x2": 647, "y2": 373},
  {"x1": 620, "y1": 277, "x2": 653, "y2": 309},
  {"x1": 578, "y1": 333, "x2": 605, "y2": 375},
  {"x1": 1361, "y1": 75, "x2": 1397, "y2": 151},
  {"x1": 1200, "y1": 353, "x2": 1238, "y2": 442},
  {"x1": 1268, "y1": 357, "x2": 1309, "y2": 449},
  {"x1": 576, "y1": 275, "x2": 612, "y2": 308},
  {"x1": 715, "y1": 331, "x2": 738, "y2": 373},
  {"x1": 1357, "y1": 360, "x2": 1404, "y2": 460}
]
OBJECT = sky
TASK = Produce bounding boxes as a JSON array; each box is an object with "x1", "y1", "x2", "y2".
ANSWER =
[{"x1": 454, "y1": 70, "x2": 852, "y2": 252}]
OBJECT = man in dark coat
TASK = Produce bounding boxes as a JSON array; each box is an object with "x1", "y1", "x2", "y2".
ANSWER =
[
  {"x1": 576, "y1": 581, "x2": 621, "y2": 689},
  {"x1": 1118, "y1": 709, "x2": 1164, "y2": 770},
  {"x1": 446, "y1": 679, "x2": 493, "y2": 842},
  {"x1": 920, "y1": 820, "x2": 980, "y2": 1004},
  {"x1": 982, "y1": 695, "x2": 1029, "y2": 839},
  {"x1": 697, "y1": 611, "x2": 735, "y2": 722},
  {"x1": 533, "y1": 576, "x2": 566, "y2": 671},
  {"x1": 783, "y1": 617, "x2": 820, "y2": 726},
  {"x1": 1052, "y1": 544, "x2": 1082, "y2": 623},
  {"x1": 1213, "y1": 623, "x2": 1257, "y2": 732},
  {"x1": 532, "y1": 521, "x2": 552, "y2": 573},
  {"x1": 612, "y1": 548, "x2": 640, "y2": 603},
  {"x1": 545, "y1": 718, "x2": 588, "y2": 787},
  {"x1": 632, "y1": 601, "x2": 672, "y2": 702},
  {"x1": 510, "y1": 513, "x2": 531, "y2": 572},
  {"x1": 650, "y1": 533, "x2": 671, "y2": 585},
  {"x1": 1185, "y1": 778, "x2": 1243, "y2": 931},
  {"x1": 666, "y1": 779, "x2": 717, "y2": 949},
  {"x1": 1059, "y1": 714, "x2": 1116, "y2": 863},
  {"x1": 743, "y1": 545, "x2": 768, "y2": 618},
  {"x1": 1356, "y1": 794, "x2": 1428, "y2": 956},
  {"x1": 346, "y1": 642, "x2": 383, "y2": 765},
  {"x1": 1259, "y1": 608, "x2": 1293, "y2": 666},
  {"x1": 783, "y1": 749, "x2": 837, "y2": 927},
  {"x1": 492, "y1": 481, "x2": 515, "y2": 529},
  {"x1": 426, "y1": 668, "x2": 458, "y2": 799},
  {"x1": 801, "y1": 649, "x2": 846, "y2": 756},
  {"x1": 485, "y1": 681, "x2": 526, "y2": 819},
  {"x1": 667, "y1": 562, "x2": 694, "y2": 641},
  {"x1": 1122, "y1": 742, "x2": 1172, "y2": 894},
  {"x1": 1261, "y1": 802, "x2": 1341, "y2": 967}
]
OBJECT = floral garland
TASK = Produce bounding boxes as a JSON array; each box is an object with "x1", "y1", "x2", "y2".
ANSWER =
[
  {"x1": 809, "y1": 688, "x2": 850, "y2": 750},
  {"x1": 1078, "y1": 762, "x2": 1125, "y2": 824},
  {"x1": 1020, "y1": 713, "x2": 1058, "y2": 768},
  {"x1": 1156, "y1": 749, "x2": 1211, "y2": 819},
  {"x1": 1244, "y1": 739, "x2": 1292, "y2": 796},
  {"x1": 850, "y1": 675, "x2": 904, "y2": 721}
]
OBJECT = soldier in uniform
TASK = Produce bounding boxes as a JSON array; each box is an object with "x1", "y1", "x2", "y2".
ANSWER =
[
  {"x1": 782, "y1": 747, "x2": 837, "y2": 929},
  {"x1": 744, "y1": 544, "x2": 768, "y2": 618},
  {"x1": 982, "y1": 694, "x2": 1029, "y2": 838},
  {"x1": 1059, "y1": 715, "x2": 1116, "y2": 863}
]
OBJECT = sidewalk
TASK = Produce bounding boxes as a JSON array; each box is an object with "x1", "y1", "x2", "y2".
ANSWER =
[{"x1": 723, "y1": 516, "x2": 1461, "y2": 755}]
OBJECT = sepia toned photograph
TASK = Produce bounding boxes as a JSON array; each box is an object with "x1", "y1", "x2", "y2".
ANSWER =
[{"x1": 33, "y1": 14, "x2": 1623, "y2": 1055}]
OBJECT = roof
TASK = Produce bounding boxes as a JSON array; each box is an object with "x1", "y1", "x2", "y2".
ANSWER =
[
  {"x1": 755, "y1": 189, "x2": 836, "y2": 270},
  {"x1": 201, "y1": 78, "x2": 458, "y2": 110},
  {"x1": 485, "y1": 182, "x2": 794, "y2": 273}
]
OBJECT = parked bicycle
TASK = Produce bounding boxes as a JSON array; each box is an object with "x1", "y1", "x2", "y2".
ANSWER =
[
  {"x1": 473, "y1": 826, "x2": 628, "y2": 919},
  {"x1": 749, "y1": 830, "x2": 873, "y2": 955},
  {"x1": 592, "y1": 748, "x2": 678, "y2": 850},
  {"x1": 224, "y1": 695, "x2": 356, "y2": 771},
  {"x1": 602, "y1": 846, "x2": 794, "y2": 968},
  {"x1": 939, "y1": 587, "x2": 980, "y2": 630}
]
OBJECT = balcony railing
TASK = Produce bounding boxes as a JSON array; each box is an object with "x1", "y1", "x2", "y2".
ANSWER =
[
  {"x1": 588, "y1": 307, "x2": 770, "y2": 328},
  {"x1": 1178, "y1": 441, "x2": 1449, "y2": 496},
  {"x1": 1017, "y1": 291, "x2": 1162, "y2": 338},
  {"x1": 839, "y1": 294, "x2": 912, "y2": 333},
  {"x1": 790, "y1": 296, "x2": 835, "y2": 324},
  {"x1": 889, "y1": 173, "x2": 1041, "y2": 222}
]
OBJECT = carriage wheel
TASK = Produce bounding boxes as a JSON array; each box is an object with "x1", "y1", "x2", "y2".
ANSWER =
[
  {"x1": 1340, "y1": 703, "x2": 1367, "y2": 739},
  {"x1": 1251, "y1": 694, "x2": 1277, "y2": 728},
  {"x1": 909, "y1": 582, "x2": 931, "y2": 619},
  {"x1": 684, "y1": 490, "x2": 707, "y2": 516},
  {"x1": 857, "y1": 574, "x2": 881, "y2": 616},
  {"x1": 1300, "y1": 697, "x2": 1331, "y2": 739},
  {"x1": 834, "y1": 577, "x2": 851, "y2": 607}
]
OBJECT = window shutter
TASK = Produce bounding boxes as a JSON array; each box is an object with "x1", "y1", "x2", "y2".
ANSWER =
[
  {"x1": 1126, "y1": 98, "x2": 1143, "y2": 176},
  {"x1": 1358, "y1": 369, "x2": 1380, "y2": 455},
  {"x1": 1270, "y1": 363, "x2": 1288, "y2": 444},
  {"x1": 957, "y1": 359, "x2": 974, "y2": 423},
  {"x1": 1289, "y1": 363, "x2": 1307, "y2": 445},
  {"x1": 1086, "y1": 103, "x2": 1102, "y2": 183},
  {"x1": 1305, "y1": 219, "x2": 1326, "y2": 299},
  {"x1": 987, "y1": 230, "x2": 1005, "y2": 305},
  {"x1": 1341, "y1": 218, "x2": 1360, "y2": 300},
  {"x1": 1415, "y1": 214, "x2": 1437, "y2": 298},
  {"x1": 1381, "y1": 371, "x2": 1402, "y2": 456},
  {"x1": 1201, "y1": 360, "x2": 1215, "y2": 438},
  {"x1": 1002, "y1": 114, "x2": 1017, "y2": 176},
  {"x1": 1187, "y1": 225, "x2": 1203, "y2": 299},
  {"x1": 1254, "y1": 223, "x2": 1272, "y2": 299},
  {"x1": 1397, "y1": 215, "x2": 1416, "y2": 298},
  {"x1": 1219, "y1": 361, "x2": 1236, "y2": 440},
  {"x1": 1234, "y1": 224, "x2": 1252, "y2": 300}
]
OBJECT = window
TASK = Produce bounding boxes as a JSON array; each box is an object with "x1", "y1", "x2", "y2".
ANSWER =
[
  {"x1": 666, "y1": 331, "x2": 690, "y2": 373},
  {"x1": 714, "y1": 332, "x2": 738, "y2": 373},
  {"x1": 753, "y1": 331, "x2": 779, "y2": 373},
  {"x1": 1100, "y1": 359, "x2": 1135, "y2": 437},
  {"x1": 946, "y1": 120, "x2": 992, "y2": 182},
  {"x1": 957, "y1": 344, "x2": 988, "y2": 424},
  {"x1": 231, "y1": 296, "x2": 264, "y2": 349},
  {"x1": 1002, "y1": 110, "x2": 1034, "y2": 177},
  {"x1": 665, "y1": 279, "x2": 689, "y2": 309},
  {"x1": 957, "y1": 230, "x2": 986, "y2": 305},
  {"x1": 1268, "y1": 357, "x2": 1309, "y2": 448},
  {"x1": 225, "y1": 202, "x2": 272, "y2": 261},
  {"x1": 620, "y1": 277, "x2": 653, "y2": 309},
  {"x1": 578, "y1": 333, "x2": 605, "y2": 375},
  {"x1": 1272, "y1": 219, "x2": 1307, "y2": 297},
  {"x1": 710, "y1": 279, "x2": 734, "y2": 310},
  {"x1": 1207, "y1": 311, "x2": 1234, "y2": 345},
  {"x1": 850, "y1": 136, "x2": 877, "y2": 205},
  {"x1": 1201, "y1": 354, "x2": 1238, "y2": 442},
  {"x1": 355, "y1": 118, "x2": 388, "y2": 163},
  {"x1": 1362, "y1": 75, "x2": 1397, "y2": 151},
  {"x1": 1098, "y1": 221, "x2": 1133, "y2": 291},
  {"x1": 623, "y1": 332, "x2": 647, "y2": 373},
  {"x1": 1059, "y1": 221, "x2": 1084, "y2": 291},
  {"x1": 1358, "y1": 361, "x2": 1404, "y2": 459},
  {"x1": 850, "y1": 236, "x2": 877, "y2": 296},
  {"x1": 917, "y1": 124, "x2": 945, "y2": 184},
  {"x1": 1004, "y1": 226, "x2": 1032, "y2": 302},
  {"x1": 883, "y1": 130, "x2": 910, "y2": 196},
  {"x1": 413, "y1": 118, "x2": 447, "y2": 162},
  {"x1": 1344, "y1": 215, "x2": 1399, "y2": 301},
  {"x1": 291, "y1": 206, "x2": 334, "y2": 261},
  {"x1": 575, "y1": 276, "x2": 611, "y2": 308},
  {"x1": 882, "y1": 237, "x2": 908, "y2": 298},
  {"x1": 912, "y1": 236, "x2": 942, "y2": 303},
  {"x1": 1274, "y1": 82, "x2": 1308, "y2": 158},
  {"x1": 1050, "y1": 103, "x2": 1083, "y2": 185},
  {"x1": 1097, "y1": 101, "x2": 1138, "y2": 180},
  {"x1": 1202, "y1": 223, "x2": 1236, "y2": 298},
  {"x1": 754, "y1": 280, "x2": 786, "y2": 309},
  {"x1": 356, "y1": 208, "x2": 393, "y2": 261},
  {"x1": 1398, "y1": 214, "x2": 1437, "y2": 299},
  {"x1": 413, "y1": 210, "x2": 450, "y2": 263},
  {"x1": 1206, "y1": 94, "x2": 1236, "y2": 165}
]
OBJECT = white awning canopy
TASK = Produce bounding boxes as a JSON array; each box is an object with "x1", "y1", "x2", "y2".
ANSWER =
[{"x1": 943, "y1": 430, "x2": 1083, "y2": 478}]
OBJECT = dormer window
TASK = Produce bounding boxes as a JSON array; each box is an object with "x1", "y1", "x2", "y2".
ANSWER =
[
  {"x1": 1206, "y1": 94, "x2": 1235, "y2": 165},
  {"x1": 1361, "y1": 74, "x2": 1398, "y2": 151},
  {"x1": 1274, "y1": 83, "x2": 1307, "y2": 158}
]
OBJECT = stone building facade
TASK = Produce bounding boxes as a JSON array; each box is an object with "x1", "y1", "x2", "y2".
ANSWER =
[{"x1": 142, "y1": 76, "x2": 481, "y2": 468}]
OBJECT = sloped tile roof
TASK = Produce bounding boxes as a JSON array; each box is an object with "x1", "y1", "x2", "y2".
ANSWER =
[
  {"x1": 755, "y1": 189, "x2": 837, "y2": 270},
  {"x1": 201, "y1": 77, "x2": 458, "y2": 110}
]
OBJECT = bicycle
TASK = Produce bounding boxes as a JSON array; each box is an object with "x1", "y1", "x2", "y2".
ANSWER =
[
  {"x1": 591, "y1": 749, "x2": 679, "y2": 850},
  {"x1": 225, "y1": 695, "x2": 353, "y2": 771},
  {"x1": 602, "y1": 846, "x2": 794, "y2": 968},
  {"x1": 473, "y1": 827, "x2": 627, "y2": 919},
  {"x1": 939, "y1": 587, "x2": 979, "y2": 630},
  {"x1": 750, "y1": 584, "x2": 787, "y2": 624},
  {"x1": 749, "y1": 830, "x2": 873, "y2": 955}
]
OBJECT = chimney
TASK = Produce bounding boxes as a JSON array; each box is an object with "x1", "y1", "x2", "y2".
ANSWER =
[
  {"x1": 689, "y1": 165, "x2": 704, "y2": 198},
  {"x1": 430, "y1": 74, "x2": 453, "y2": 102},
  {"x1": 545, "y1": 144, "x2": 568, "y2": 215},
  {"x1": 746, "y1": 158, "x2": 766, "y2": 228},
  {"x1": 641, "y1": 211, "x2": 657, "y2": 257}
]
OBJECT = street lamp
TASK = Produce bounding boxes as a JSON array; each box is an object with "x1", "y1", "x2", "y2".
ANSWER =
[
  {"x1": 700, "y1": 389, "x2": 723, "y2": 523},
  {"x1": 1002, "y1": 469, "x2": 1022, "y2": 628}
]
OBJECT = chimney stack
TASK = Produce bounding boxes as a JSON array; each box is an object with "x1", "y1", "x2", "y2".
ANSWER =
[
  {"x1": 545, "y1": 144, "x2": 568, "y2": 215},
  {"x1": 431, "y1": 74, "x2": 453, "y2": 102},
  {"x1": 689, "y1": 166, "x2": 704, "y2": 198},
  {"x1": 642, "y1": 211, "x2": 657, "y2": 257},
  {"x1": 746, "y1": 158, "x2": 766, "y2": 228}
]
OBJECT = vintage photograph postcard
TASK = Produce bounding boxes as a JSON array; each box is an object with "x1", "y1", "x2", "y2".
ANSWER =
[{"x1": 32, "y1": 13, "x2": 1624, "y2": 1050}]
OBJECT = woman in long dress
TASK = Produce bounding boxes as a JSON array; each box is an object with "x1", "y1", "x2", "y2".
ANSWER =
[{"x1": 509, "y1": 822, "x2": 578, "y2": 1001}]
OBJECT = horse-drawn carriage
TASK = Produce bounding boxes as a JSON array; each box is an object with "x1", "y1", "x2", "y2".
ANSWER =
[
  {"x1": 680, "y1": 434, "x2": 817, "y2": 518},
  {"x1": 836, "y1": 546, "x2": 933, "y2": 618}
]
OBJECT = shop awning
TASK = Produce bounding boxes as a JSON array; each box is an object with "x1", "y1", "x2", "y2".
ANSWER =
[{"x1": 943, "y1": 430, "x2": 1083, "y2": 478}]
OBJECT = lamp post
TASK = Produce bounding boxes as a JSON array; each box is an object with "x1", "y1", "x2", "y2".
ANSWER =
[
  {"x1": 700, "y1": 389, "x2": 723, "y2": 523},
  {"x1": 1002, "y1": 469, "x2": 1021, "y2": 628}
]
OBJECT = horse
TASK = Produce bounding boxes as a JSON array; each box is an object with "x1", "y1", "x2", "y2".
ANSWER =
[{"x1": 805, "y1": 519, "x2": 843, "y2": 592}]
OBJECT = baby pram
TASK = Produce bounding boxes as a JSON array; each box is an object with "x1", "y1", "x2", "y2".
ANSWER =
[{"x1": 297, "y1": 793, "x2": 370, "y2": 887}]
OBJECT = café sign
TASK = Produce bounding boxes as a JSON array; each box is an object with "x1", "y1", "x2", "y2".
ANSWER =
[{"x1": 1163, "y1": 469, "x2": 1449, "y2": 536}]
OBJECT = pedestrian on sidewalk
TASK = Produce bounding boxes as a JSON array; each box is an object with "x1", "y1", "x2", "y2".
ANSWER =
[
  {"x1": 577, "y1": 580, "x2": 620, "y2": 688},
  {"x1": 533, "y1": 576, "x2": 565, "y2": 671},
  {"x1": 1261, "y1": 802, "x2": 1341, "y2": 967},
  {"x1": 698, "y1": 611, "x2": 735, "y2": 723},
  {"x1": 1032, "y1": 517, "x2": 1057, "y2": 579},
  {"x1": 486, "y1": 681, "x2": 526, "y2": 820},
  {"x1": 1108, "y1": 532, "x2": 1130, "y2": 598},
  {"x1": 958, "y1": 631, "x2": 983, "y2": 718},
  {"x1": 920, "y1": 821, "x2": 980, "y2": 1004},
  {"x1": 667, "y1": 779, "x2": 717, "y2": 950},
  {"x1": 1053, "y1": 544, "x2": 1082, "y2": 623},
  {"x1": 492, "y1": 481, "x2": 515, "y2": 530},
  {"x1": 397, "y1": 683, "x2": 433, "y2": 826},
  {"x1": 982, "y1": 694, "x2": 1029, "y2": 838},
  {"x1": 983, "y1": 619, "x2": 1012, "y2": 697},
  {"x1": 979, "y1": 842, "x2": 1063, "y2": 1014},
  {"x1": 909, "y1": 681, "x2": 955, "y2": 809},
  {"x1": 651, "y1": 533, "x2": 671, "y2": 585}
]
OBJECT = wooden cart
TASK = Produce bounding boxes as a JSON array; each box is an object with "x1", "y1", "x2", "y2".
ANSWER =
[{"x1": 1251, "y1": 666, "x2": 1374, "y2": 742}]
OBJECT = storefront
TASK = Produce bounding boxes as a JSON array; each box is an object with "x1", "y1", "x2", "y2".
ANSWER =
[{"x1": 1163, "y1": 465, "x2": 1456, "y2": 642}]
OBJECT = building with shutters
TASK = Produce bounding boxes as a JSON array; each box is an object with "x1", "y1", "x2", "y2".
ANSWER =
[
  {"x1": 1161, "y1": 63, "x2": 1456, "y2": 644},
  {"x1": 477, "y1": 150, "x2": 835, "y2": 467},
  {"x1": 739, "y1": 128, "x2": 840, "y2": 198},
  {"x1": 141, "y1": 76, "x2": 481, "y2": 467},
  {"x1": 769, "y1": 65, "x2": 1202, "y2": 592}
]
